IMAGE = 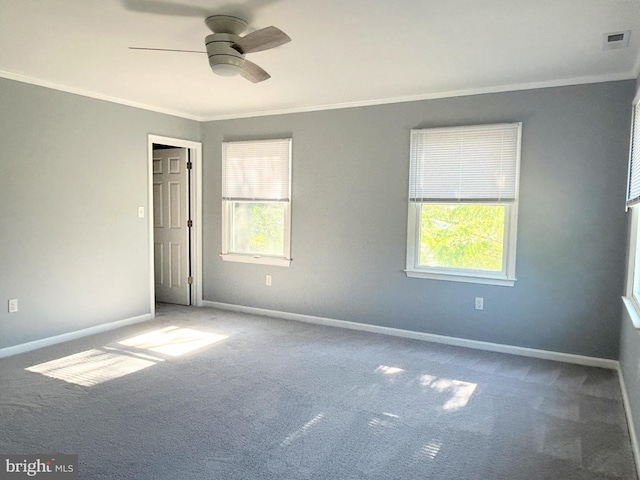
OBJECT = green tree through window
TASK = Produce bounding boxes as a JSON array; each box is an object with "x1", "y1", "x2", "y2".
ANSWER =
[
  {"x1": 419, "y1": 204, "x2": 505, "y2": 271},
  {"x1": 232, "y1": 202, "x2": 285, "y2": 255}
]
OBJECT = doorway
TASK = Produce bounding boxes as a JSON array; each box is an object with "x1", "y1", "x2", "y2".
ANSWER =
[{"x1": 148, "y1": 135, "x2": 202, "y2": 315}]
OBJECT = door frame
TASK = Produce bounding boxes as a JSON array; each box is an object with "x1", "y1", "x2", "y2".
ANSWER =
[{"x1": 148, "y1": 134, "x2": 203, "y2": 316}]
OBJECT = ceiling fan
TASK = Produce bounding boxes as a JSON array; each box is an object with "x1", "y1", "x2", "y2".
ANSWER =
[{"x1": 129, "y1": 15, "x2": 291, "y2": 83}]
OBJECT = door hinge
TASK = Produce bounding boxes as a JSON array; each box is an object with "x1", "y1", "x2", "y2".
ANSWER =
[
  {"x1": 187, "y1": 161, "x2": 193, "y2": 170},
  {"x1": 187, "y1": 220, "x2": 193, "y2": 228},
  {"x1": 188, "y1": 276, "x2": 193, "y2": 285}
]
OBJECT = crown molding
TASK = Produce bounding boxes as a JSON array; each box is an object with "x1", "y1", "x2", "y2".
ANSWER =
[
  {"x1": 0, "y1": 70, "x2": 204, "y2": 121},
  {"x1": 1, "y1": 68, "x2": 636, "y2": 123}
]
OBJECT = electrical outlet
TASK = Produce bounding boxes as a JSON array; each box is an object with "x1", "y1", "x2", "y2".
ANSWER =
[
  {"x1": 266, "y1": 275, "x2": 272, "y2": 286},
  {"x1": 474, "y1": 297, "x2": 484, "y2": 310},
  {"x1": 8, "y1": 299, "x2": 18, "y2": 313}
]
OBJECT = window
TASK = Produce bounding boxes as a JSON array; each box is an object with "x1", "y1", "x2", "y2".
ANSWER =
[
  {"x1": 221, "y1": 138, "x2": 292, "y2": 266},
  {"x1": 624, "y1": 93, "x2": 640, "y2": 322},
  {"x1": 406, "y1": 123, "x2": 522, "y2": 286}
]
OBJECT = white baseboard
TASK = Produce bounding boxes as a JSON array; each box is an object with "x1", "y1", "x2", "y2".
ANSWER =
[
  {"x1": 0, "y1": 313, "x2": 153, "y2": 360},
  {"x1": 619, "y1": 368, "x2": 640, "y2": 479},
  {"x1": 202, "y1": 301, "x2": 619, "y2": 370}
]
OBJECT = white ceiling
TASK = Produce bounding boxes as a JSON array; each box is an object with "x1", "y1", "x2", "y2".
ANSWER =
[{"x1": 1, "y1": 0, "x2": 639, "y2": 121}]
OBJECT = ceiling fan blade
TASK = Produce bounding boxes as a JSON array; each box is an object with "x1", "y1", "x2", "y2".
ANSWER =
[
  {"x1": 241, "y1": 60, "x2": 271, "y2": 83},
  {"x1": 129, "y1": 47, "x2": 205, "y2": 54},
  {"x1": 232, "y1": 26, "x2": 291, "y2": 54},
  {"x1": 122, "y1": 0, "x2": 211, "y2": 17}
]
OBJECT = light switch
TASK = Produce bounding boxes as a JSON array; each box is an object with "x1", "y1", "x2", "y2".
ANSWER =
[{"x1": 138, "y1": 206, "x2": 145, "y2": 218}]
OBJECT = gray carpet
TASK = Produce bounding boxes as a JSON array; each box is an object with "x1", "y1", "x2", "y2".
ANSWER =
[{"x1": 0, "y1": 304, "x2": 636, "y2": 479}]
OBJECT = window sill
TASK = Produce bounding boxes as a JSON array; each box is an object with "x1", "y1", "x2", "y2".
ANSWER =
[
  {"x1": 221, "y1": 253, "x2": 291, "y2": 267},
  {"x1": 622, "y1": 296, "x2": 640, "y2": 330},
  {"x1": 405, "y1": 269, "x2": 515, "y2": 287}
]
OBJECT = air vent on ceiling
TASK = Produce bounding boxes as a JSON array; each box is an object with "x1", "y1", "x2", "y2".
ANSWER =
[{"x1": 603, "y1": 30, "x2": 631, "y2": 50}]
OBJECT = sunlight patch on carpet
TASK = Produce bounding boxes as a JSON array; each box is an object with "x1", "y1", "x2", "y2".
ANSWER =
[
  {"x1": 369, "y1": 412, "x2": 400, "y2": 430},
  {"x1": 375, "y1": 365, "x2": 405, "y2": 375},
  {"x1": 26, "y1": 348, "x2": 159, "y2": 387},
  {"x1": 418, "y1": 440, "x2": 443, "y2": 460},
  {"x1": 420, "y1": 374, "x2": 477, "y2": 411},
  {"x1": 117, "y1": 326, "x2": 228, "y2": 357},
  {"x1": 25, "y1": 326, "x2": 228, "y2": 387},
  {"x1": 280, "y1": 413, "x2": 325, "y2": 447}
]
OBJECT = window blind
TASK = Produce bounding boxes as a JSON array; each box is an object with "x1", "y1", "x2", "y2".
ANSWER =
[
  {"x1": 409, "y1": 123, "x2": 521, "y2": 202},
  {"x1": 627, "y1": 102, "x2": 640, "y2": 207},
  {"x1": 222, "y1": 138, "x2": 291, "y2": 201}
]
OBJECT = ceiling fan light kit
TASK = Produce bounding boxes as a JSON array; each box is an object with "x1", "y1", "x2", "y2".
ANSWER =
[{"x1": 205, "y1": 32, "x2": 245, "y2": 77}]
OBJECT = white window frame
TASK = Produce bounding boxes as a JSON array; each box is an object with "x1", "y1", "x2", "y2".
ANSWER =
[
  {"x1": 405, "y1": 123, "x2": 522, "y2": 287},
  {"x1": 623, "y1": 88, "x2": 640, "y2": 327},
  {"x1": 221, "y1": 138, "x2": 292, "y2": 267}
]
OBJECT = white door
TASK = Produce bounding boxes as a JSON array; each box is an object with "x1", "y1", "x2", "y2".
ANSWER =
[{"x1": 153, "y1": 147, "x2": 190, "y2": 305}]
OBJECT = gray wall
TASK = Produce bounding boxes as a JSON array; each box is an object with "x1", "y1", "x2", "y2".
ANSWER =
[
  {"x1": 202, "y1": 80, "x2": 635, "y2": 359},
  {"x1": 1, "y1": 75, "x2": 634, "y2": 361},
  {"x1": 0, "y1": 77, "x2": 200, "y2": 349}
]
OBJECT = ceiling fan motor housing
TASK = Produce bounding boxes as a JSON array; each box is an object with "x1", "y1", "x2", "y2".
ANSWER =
[{"x1": 205, "y1": 33, "x2": 245, "y2": 76}]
